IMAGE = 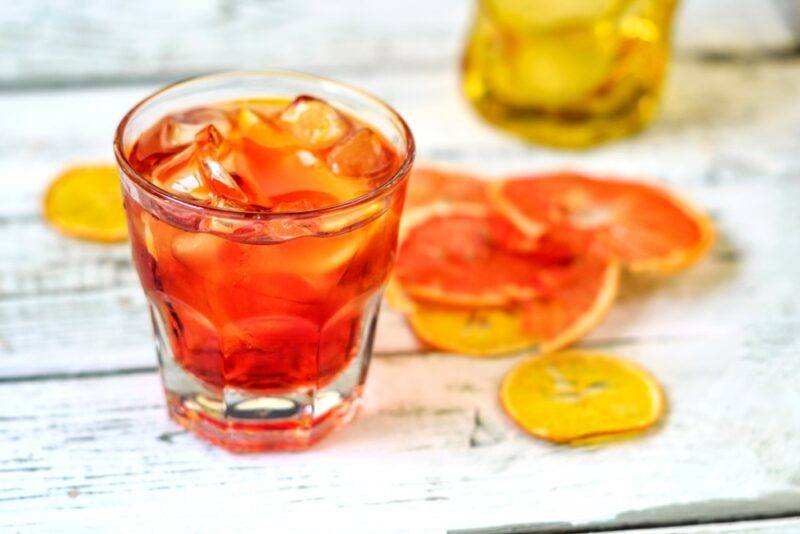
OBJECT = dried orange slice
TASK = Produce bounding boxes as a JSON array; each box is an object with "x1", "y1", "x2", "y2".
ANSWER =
[
  {"x1": 395, "y1": 205, "x2": 544, "y2": 307},
  {"x1": 522, "y1": 254, "x2": 619, "y2": 353},
  {"x1": 43, "y1": 165, "x2": 128, "y2": 242},
  {"x1": 501, "y1": 350, "x2": 665, "y2": 443},
  {"x1": 491, "y1": 172, "x2": 714, "y2": 273},
  {"x1": 388, "y1": 255, "x2": 619, "y2": 356},
  {"x1": 404, "y1": 165, "x2": 489, "y2": 211}
]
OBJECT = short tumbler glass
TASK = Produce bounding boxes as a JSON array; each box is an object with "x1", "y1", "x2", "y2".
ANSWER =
[{"x1": 114, "y1": 72, "x2": 414, "y2": 451}]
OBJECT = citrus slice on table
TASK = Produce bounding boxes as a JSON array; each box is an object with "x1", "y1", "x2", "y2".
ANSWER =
[
  {"x1": 394, "y1": 205, "x2": 544, "y2": 307},
  {"x1": 384, "y1": 277, "x2": 537, "y2": 356},
  {"x1": 490, "y1": 172, "x2": 714, "y2": 273},
  {"x1": 43, "y1": 164, "x2": 128, "y2": 242},
  {"x1": 404, "y1": 165, "x2": 489, "y2": 211},
  {"x1": 522, "y1": 254, "x2": 620, "y2": 353},
  {"x1": 500, "y1": 350, "x2": 665, "y2": 443},
  {"x1": 387, "y1": 254, "x2": 619, "y2": 356}
]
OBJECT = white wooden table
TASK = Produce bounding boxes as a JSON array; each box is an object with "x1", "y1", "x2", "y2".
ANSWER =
[{"x1": 2, "y1": 1, "x2": 800, "y2": 532}]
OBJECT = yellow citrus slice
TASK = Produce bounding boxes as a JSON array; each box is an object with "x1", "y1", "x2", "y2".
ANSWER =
[
  {"x1": 43, "y1": 165, "x2": 128, "y2": 242},
  {"x1": 500, "y1": 350, "x2": 665, "y2": 443},
  {"x1": 408, "y1": 302, "x2": 540, "y2": 357}
]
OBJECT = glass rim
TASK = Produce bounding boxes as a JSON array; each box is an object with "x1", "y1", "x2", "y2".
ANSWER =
[{"x1": 113, "y1": 69, "x2": 415, "y2": 220}]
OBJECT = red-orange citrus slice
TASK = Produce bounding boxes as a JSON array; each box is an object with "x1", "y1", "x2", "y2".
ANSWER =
[
  {"x1": 395, "y1": 205, "x2": 545, "y2": 307},
  {"x1": 387, "y1": 255, "x2": 619, "y2": 356},
  {"x1": 404, "y1": 165, "x2": 489, "y2": 211},
  {"x1": 490, "y1": 172, "x2": 714, "y2": 273},
  {"x1": 500, "y1": 350, "x2": 666, "y2": 443},
  {"x1": 43, "y1": 164, "x2": 128, "y2": 242},
  {"x1": 522, "y1": 254, "x2": 619, "y2": 353}
]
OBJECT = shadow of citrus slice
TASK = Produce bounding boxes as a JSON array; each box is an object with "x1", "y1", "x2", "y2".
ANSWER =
[
  {"x1": 490, "y1": 172, "x2": 715, "y2": 274},
  {"x1": 43, "y1": 164, "x2": 128, "y2": 242},
  {"x1": 500, "y1": 350, "x2": 666, "y2": 444}
]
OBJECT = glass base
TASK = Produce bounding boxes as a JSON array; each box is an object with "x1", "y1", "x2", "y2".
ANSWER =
[
  {"x1": 148, "y1": 292, "x2": 382, "y2": 452},
  {"x1": 165, "y1": 387, "x2": 362, "y2": 452}
]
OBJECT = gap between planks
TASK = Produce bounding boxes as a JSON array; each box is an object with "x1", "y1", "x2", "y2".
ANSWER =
[{"x1": 453, "y1": 504, "x2": 800, "y2": 533}]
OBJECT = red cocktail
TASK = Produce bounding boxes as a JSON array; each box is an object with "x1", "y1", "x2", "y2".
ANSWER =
[{"x1": 114, "y1": 72, "x2": 414, "y2": 451}]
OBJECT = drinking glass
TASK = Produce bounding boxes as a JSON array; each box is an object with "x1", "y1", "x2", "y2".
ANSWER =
[{"x1": 114, "y1": 72, "x2": 414, "y2": 451}]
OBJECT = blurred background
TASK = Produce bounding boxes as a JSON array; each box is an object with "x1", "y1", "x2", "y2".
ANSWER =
[{"x1": 2, "y1": 0, "x2": 799, "y2": 89}]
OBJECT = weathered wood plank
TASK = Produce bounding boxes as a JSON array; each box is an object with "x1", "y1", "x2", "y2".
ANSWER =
[
  {"x1": 471, "y1": 517, "x2": 800, "y2": 533},
  {"x1": 1, "y1": 329, "x2": 799, "y2": 531}
]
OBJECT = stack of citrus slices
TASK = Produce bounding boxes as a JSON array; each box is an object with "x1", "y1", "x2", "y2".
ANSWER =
[
  {"x1": 390, "y1": 165, "x2": 713, "y2": 444},
  {"x1": 389, "y1": 166, "x2": 714, "y2": 357},
  {"x1": 389, "y1": 165, "x2": 714, "y2": 443}
]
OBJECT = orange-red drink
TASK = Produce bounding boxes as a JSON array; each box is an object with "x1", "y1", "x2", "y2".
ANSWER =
[{"x1": 115, "y1": 72, "x2": 414, "y2": 451}]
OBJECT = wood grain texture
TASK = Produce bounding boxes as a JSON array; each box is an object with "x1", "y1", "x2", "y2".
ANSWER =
[
  {"x1": 2, "y1": 344, "x2": 799, "y2": 532},
  {"x1": 1, "y1": 8, "x2": 800, "y2": 531}
]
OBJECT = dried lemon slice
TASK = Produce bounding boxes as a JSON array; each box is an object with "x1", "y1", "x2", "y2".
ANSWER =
[
  {"x1": 408, "y1": 305, "x2": 537, "y2": 356},
  {"x1": 386, "y1": 272, "x2": 537, "y2": 356},
  {"x1": 43, "y1": 165, "x2": 128, "y2": 242},
  {"x1": 500, "y1": 350, "x2": 665, "y2": 443}
]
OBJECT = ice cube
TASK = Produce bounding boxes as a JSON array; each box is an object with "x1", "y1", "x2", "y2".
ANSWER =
[
  {"x1": 277, "y1": 96, "x2": 350, "y2": 149},
  {"x1": 199, "y1": 156, "x2": 250, "y2": 204},
  {"x1": 149, "y1": 124, "x2": 250, "y2": 207},
  {"x1": 170, "y1": 232, "x2": 227, "y2": 282},
  {"x1": 143, "y1": 123, "x2": 237, "y2": 205},
  {"x1": 169, "y1": 107, "x2": 233, "y2": 146},
  {"x1": 151, "y1": 145, "x2": 213, "y2": 202},
  {"x1": 326, "y1": 128, "x2": 393, "y2": 178},
  {"x1": 130, "y1": 107, "x2": 232, "y2": 169},
  {"x1": 270, "y1": 190, "x2": 340, "y2": 213}
]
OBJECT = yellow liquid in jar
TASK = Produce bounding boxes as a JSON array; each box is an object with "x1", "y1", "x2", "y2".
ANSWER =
[{"x1": 462, "y1": 0, "x2": 679, "y2": 148}]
